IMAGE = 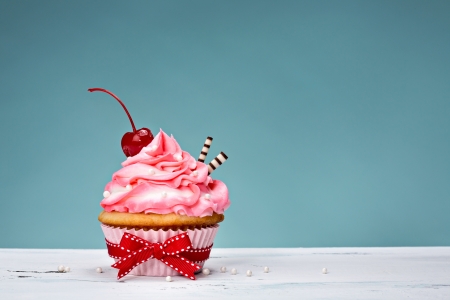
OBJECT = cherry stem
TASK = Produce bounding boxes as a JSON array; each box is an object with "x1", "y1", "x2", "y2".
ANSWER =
[{"x1": 88, "y1": 88, "x2": 137, "y2": 133}]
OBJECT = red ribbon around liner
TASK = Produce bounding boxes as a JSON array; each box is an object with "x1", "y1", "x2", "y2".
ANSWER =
[{"x1": 105, "y1": 232, "x2": 212, "y2": 280}]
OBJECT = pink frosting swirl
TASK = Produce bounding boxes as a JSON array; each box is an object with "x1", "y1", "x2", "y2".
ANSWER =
[{"x1": 100, "y1": 129, "x2": 230, "y2": 217}]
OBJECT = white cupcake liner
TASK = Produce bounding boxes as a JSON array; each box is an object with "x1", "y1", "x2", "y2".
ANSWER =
[{"x1": 101, "y1": 224, "x2": 219, "y2": 276}]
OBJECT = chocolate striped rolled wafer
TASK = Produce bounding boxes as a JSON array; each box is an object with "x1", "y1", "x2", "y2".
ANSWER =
[
  {"x1": 208, "y1": 152, "x2": 228, "y2": 174},
  {"x1": 198, "y1": 136, "x2": 213, "y2": 163}
]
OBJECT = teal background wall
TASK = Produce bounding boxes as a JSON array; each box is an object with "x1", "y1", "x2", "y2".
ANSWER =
[{"x1": 1, "y1": 0, "x2": 449, "y2": 249}]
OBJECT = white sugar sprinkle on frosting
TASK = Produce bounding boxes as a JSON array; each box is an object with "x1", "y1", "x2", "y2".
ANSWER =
[{"x1": 103, "y1": 191, "x2": 110, "y2": 198}]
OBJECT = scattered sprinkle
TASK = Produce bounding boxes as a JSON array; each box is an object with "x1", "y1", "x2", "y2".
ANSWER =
[{"x1": 202, "y1": 268, "x2": 210, "y2": 275}]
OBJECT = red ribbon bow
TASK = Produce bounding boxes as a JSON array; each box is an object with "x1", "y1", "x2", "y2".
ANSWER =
[{"x1": 105, "y1": 232, "x2": 212, "y2": 280}]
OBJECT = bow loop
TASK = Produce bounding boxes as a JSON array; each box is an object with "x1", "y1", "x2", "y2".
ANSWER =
[
  {"x1": 120, "y1": 233, "x2": 151, "y2": 251},
  {"x1": 162, "y1": 233, "x2": 192, "y2": 256}
]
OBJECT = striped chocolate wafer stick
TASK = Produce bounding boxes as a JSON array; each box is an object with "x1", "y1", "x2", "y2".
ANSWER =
[
  {"x1": 198, "y1": 137, "x2": 213, "y2": 163},
  {"x1": 208, "y1": 152, "x2": 228, "y2": 174}
]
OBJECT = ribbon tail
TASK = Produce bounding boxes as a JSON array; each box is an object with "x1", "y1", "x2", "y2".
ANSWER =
[
  {"x1": 162, "y1": 256, "x2": 202, "y2": 280},
  {"x1": 112, "y1": 256, "x2": 137, "y2": 280},
  {"x1": 112, "y1": 247, "x2": 154, "y2": 280}
]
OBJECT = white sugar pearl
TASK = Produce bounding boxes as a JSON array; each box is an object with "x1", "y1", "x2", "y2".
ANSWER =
[
  {"x1": 204, "y1": 194, "x2": 211, "y2": 200},
  {"x1": 231, "y1": 268, "x2": 237, "y2": 275},
  {"x1": 148, "y1": 169, "x2": 155, "y2": 175},
  {"x1": 220, "y1": 266, "x2": 227, "y2": 273},
  {"x1": 246, "y1": 270, "x2": 252, "y2": 277},
  {"x1": 192, "y1": 171, "x2": 198, "y2": 177},
  {"x1": 58, "y1": 265, "x2": 65, "y2": 272},
  {"x1": 64, "y1": 266, "x2": 70, "y2": 273},
  {"x1": 126, "y1": 184, "x2": 132, "y2": 191},
  {"x1": 175, "y1": 155, "x2": 182, "y2": 161},
  {"x1": 103, "y1": 191, "x2": 110, "y2": 198},
  {"x1": 96, "y1": 267, "x2": 103, "y2": 273},
  {"x1": 264, "y1": 266, "x2": 269, "y2": 273},
  {"x1": 322, "y1": 268, "x2": 328, "y2": 274},
  {"x1": 162, "y1": 191, "x2": 167, "y2": 198},
  {"x1": 166, "y1": 276, "x2": 172, "y2": 282},
  {"x1": 202, "y1": 268, "x2": 210, "y2": 275},
  {"x1": 151, "y1": 145, "x2": 157, "y2": 151}
]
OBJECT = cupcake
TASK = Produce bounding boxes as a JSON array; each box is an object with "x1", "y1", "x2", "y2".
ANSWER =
[{"x1": 90, "y1": 88, "x2": 230, "y2": 280}]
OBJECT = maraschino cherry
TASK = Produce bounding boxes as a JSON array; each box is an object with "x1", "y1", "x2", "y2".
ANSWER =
[{"x1": 88, "y1": 88, "x2": 153, "y2": 157}]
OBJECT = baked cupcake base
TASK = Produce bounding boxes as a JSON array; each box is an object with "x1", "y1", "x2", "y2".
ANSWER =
[{"x1": 98, "y1": 211, "x2": 224, "y2": 231}]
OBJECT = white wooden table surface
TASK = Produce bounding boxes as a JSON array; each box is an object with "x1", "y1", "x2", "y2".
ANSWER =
[{"x1": 1, "y1": 247, "x2": 449, "y2": 299}]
